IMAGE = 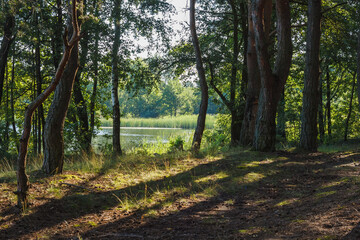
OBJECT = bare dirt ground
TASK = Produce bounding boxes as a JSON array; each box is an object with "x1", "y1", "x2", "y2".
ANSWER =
[{"x1": 1, "y1": 150, "x2": 360, "y2": 239}]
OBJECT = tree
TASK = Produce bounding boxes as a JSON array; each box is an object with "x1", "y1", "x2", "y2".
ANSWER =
[
  {"x1": 111, "y1": 0, "x2": 122, "y2": 155},
  {"x1": 16, "y1": 0, "x2": 81, "y2": 209},
  {"x1": 299, "y1": 0, "x2": 322, "y2": 151},
  {"x1": 190, "y1": 0, "x2": 208, "y2": 151},
  {"x1": 42, "y1": 0, "x2": 82, "y2": 175},
  {"x1": 252, "y1": 0, "x2": 293, "y2": 151}
]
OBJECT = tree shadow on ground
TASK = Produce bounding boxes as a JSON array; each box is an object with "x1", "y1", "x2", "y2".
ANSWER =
[{"x1": 1, "y1": 150, "x2": 360, "y2": 239}]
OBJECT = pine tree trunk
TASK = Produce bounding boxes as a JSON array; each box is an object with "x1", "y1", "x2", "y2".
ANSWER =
[
  {"x1": 326, "y1": 68, "x2": 331, "y2": 137},
  {"x1": 276, "y1": 91, "x2": 286, "y2": 139},
  {"x1": 299, "y1": 0, "x2": 322, "y2": 151},
  {"x1": 190, "y1": 0, "x2": 208, "y2": 151},
  {"x1": 252, "y1": 0, "x2": 292, "y2": 151},
  {"x1": 43, "y1": 0, "x2": 81, "y2": 175},
  {"x1": 73, "y1": 0, "x2": 91, "y2": 152},
  {"x1": 318, "y1": 73, "x2": 324, "y2": 143},
  {"x1": 52, "y1": 0, "x2": 63, "y2": 70},
  {"x1": 111, "y1": 0, "x2": 122, "y2": 155},
  {"x1": 344, "y1": 73, "x2": 356, "y2": 141},
  {"x1": 90, "y1": 0, "x2": 100, "y2": 138},
  {"x1": 0, "y1": 14, "x2": 15, "y2": 107}
]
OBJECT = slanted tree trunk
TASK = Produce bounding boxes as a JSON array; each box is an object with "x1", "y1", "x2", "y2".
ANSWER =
[
  {"x1": 73, "y1": 0, "x2": 91, "y2": 152},
  {"x1": 11, "y1": 47, "x2": 18, "y2": 151},
  {"x1": 111, "y1": 0, "x2": 122, "y2": 155},
  {"x1": 42, "y1": 0, "x2": 82, "y2": 175},
  {"x1": 190, "y1": 0, "x2": 208, "y2": 151},
  {"x1": 344, "y1": 73, "x2": 356, "y2": 141},
  {"x1": 299, "y1": 0, "x2": 322, "y2": 151},
  {"x1": 16, "y1": 0, "x2": 81, "y2": 209},
  {"x1": 252, "y1": 0, "x2": 292, "y2": 151},
  {"x1": 0, "y1": 13, "x2": 15, "y2": 106}
]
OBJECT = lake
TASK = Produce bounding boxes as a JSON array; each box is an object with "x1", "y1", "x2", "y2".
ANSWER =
[{"x1": 93, "y1": 127, "x2": 193, "y2": 151}]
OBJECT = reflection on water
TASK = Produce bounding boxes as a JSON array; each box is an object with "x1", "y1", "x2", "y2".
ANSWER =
[{"x1": 93, "y1": 127, "x2": 193, "y2": 151}]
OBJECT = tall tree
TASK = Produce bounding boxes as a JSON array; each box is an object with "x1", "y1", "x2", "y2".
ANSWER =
[
  {"x1": 42, "y1": 0, "x2": 82, "y2": 175},
  {"x1": 0, "y1": 8, "x2": 16, "y2": 107},
  {"x1": 190, "y1": 0, "x2": 208, "y2": 151},
  {"x1": 299, "y1": 0, "x2": 321, "y2": 151},
  {"x1": 252, "y1": 0, "x2": 292, "y2": 151},
  {"x1": 16, "y1": 0, "x2": 81, "y2": 209},
  {"x1": 111, "y1": 0, "x2": 122, "y2": 155}
]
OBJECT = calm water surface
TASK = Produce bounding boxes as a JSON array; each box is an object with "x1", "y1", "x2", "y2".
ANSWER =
[{"x1": 93, "y1": 127, "x2": 193, "y2": 151}]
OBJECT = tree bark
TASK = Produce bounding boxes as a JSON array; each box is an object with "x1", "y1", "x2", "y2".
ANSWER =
[
  {"x1": 190, "y1": 0, "x2": 208, "y2": 152},
  {"x1": 0, "y1": 13, "x2": 15, "y2": 107},
  {"x1": 252, "y1": 0, "x2": 292, "y2": 151},
  {"x1": 42, "y1": 0, "x2": 82, "y2": 175},
  {"x1": 111, "y1": 0, "x2": 123, "y2": 155},
  {"x1": 16, "y1": 0, "x2": 81, "y2": 209},
  {"x1": 344, "y1": 73, "x2": 356, "y2": 141},
  {"x1": 239, "y1": 1, "x2": 262, "y2": 146},
  {"x1": 11, "y1": 47, "x2": 18, "y2": 151},
  {"x1": 299, "y1": 0, "x2": 321, "y2": 151}
]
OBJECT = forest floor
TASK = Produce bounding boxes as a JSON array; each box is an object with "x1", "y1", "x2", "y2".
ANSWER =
[{"x1": 2, "y1": 147, "x2": 360, "y2": 239}]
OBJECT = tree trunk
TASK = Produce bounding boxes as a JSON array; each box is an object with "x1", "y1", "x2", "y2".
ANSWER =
[
  {"x1": 0, "y1": 14, "x2": 15, "y2": 107},
  {"x1": 344, "y1": 73, "x2": 356, "y2": 141},
  {"x1": 43, "y1": 0, "x2": 82, "y2": 175},
  {"x1": 252, "y1": 0, "x2": 292, "y2": 151},
  {"x1": 240, "y1": 1, "x2": 248, "y2": 96},
  {"x1": 111, "y1": 0, "x2": 123, "y2": 155},
  {"x1": 35, "y1": 8, "x2": 45, "y2": 154},
  {"x1": 239, "y1": 1, "x2": 263, "y2": 146},
  {"x1": 299, "y1": 0, "x2": 321, "y2": 151},
  {"x1": 318, "y1": 72, "x2": 324, "y2": 143},
  {"x1": 52, "y1": 0, "x2": 63, "y2": 70},
  {"x1": 90, "y1": 0, "x2": 100, "y2": 138},
  {"x1": 190, "y1": 0, "x2": 208, "y2": 152},
  {"x1": 11, "y1": 47, "x2": 18, "y2": 151},
  {"x1": 73, "y1": 0, "x2": 91, "y2": 152},
  {"x1": 16, "y1": 0, "x2": 81, "y2": 209},
  {"x1": 357, "y1": 32, "x2": 360, "y2": 116},
  {"x1": 326, "y1": 68, "x2": 331, "y2": 137},
  {"x1": 276, "y1": 90, "x2": 286, "y2": 139}
]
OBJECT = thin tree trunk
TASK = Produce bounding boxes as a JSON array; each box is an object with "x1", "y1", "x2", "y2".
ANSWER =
[
  {"x1": 357, "y1": 32, "x2": 360, "y2": 116},
  {"x1": 11, "y1": 47, "x2": 17, "y2": 151},
  {"x1": 318, "y1": 72, "x2": 324, "y2": 143},
  {"x1": 300, "y1": 0, "x2": 322, "y2": 151},
  {"x1": 73, "y1": 0, "x2": 91, "y2": 152},
  {"x1": 252, "y1": 0, "x2": 292, "y2": 151},
  {"x1": 276, "y1": 90, "x2": 286, "y2": 139},
  {"x1": 326, "y1": 68, "x2": 331, "y2": 137},
  {"x1": 240, "y1": 1, "x2": 248, "y2": 96},
  {"x1": 0, "y1": 14, "x2": 15, "y2": 107},
  {"x1": 4, "y1": 63, "x2": 9, "y2": 149},
  {"x1": 90, "y1": 0, "x2": 100, "y2": 138},
  {"x1": 43, "y1": 0, "x2": 82, "y2": 175},
  {"x1": 52, "y1": 0, "x2": 63, "y2": 70},
  {"x1": 16, "y1": 0, "x2": 81, "y2": 209},
  {"x1": 190, "y1": 0, "x2": 208, "y2": 151},
  {"x1": 111, "y1": 0, "x2": 122, "y2": 155},
  {"x1": 344, "y1": 73, "x2": 356, "y2": 141}
]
